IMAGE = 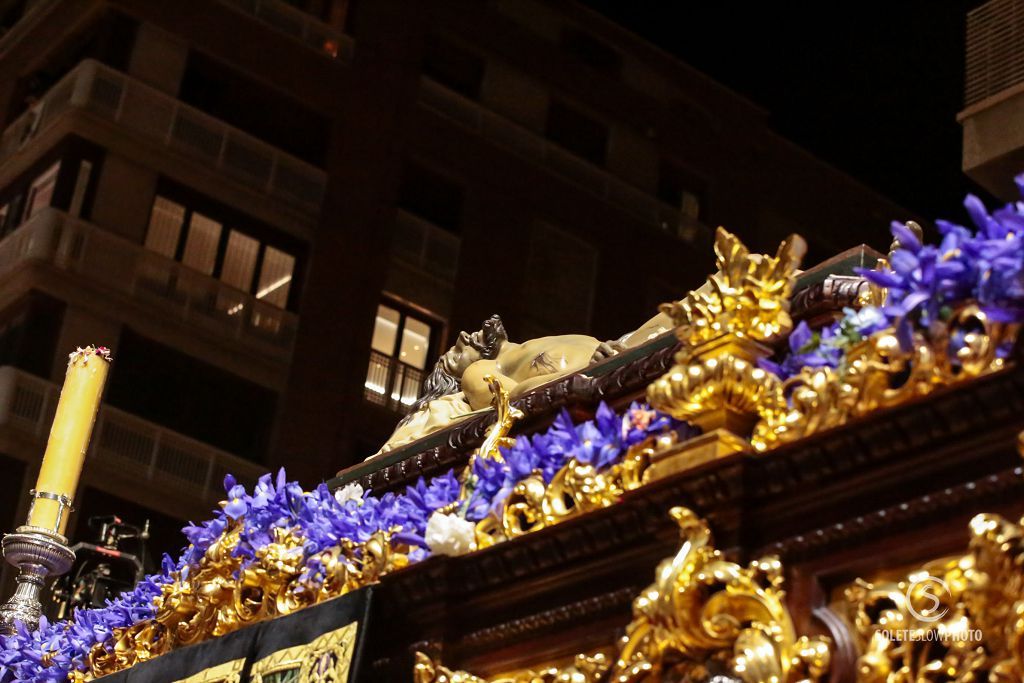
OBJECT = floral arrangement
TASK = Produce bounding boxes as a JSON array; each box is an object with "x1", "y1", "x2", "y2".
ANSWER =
[
  {"x1": 0, "y1": 402, "x2": 680, "y2": 682},
  {"x1": 762, "y1": 176, "x2": 1024, "y2": 381}
]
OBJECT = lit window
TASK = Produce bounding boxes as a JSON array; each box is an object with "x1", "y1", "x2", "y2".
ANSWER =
[
  {"x1": 370, "y1": 305, "x2": 400, "y2": 356},
  {"x1": 181, "y1": 212, "x2": 222, "y2": 276},
  {"x1": 143, "y1": 194, "x2": 301, "y2": 313},
  {"x1": 23, "y1": 162, "x2": 60, "y2": 221},
  {"x1": 399, "y1": 316, "x2": 430, "y2": 370},
  {"x1": 220, "y1": 230, "x2": 259, "y2": 291},
  {"x1": 256, "y1": 246, "x2": 294, "y2": 308},
  {"x1": 144, "y1": 197, "x2": 186, "y2": 258},
  {"x1": 364, "y1": 302, "x2": 440, "y2": 413}
]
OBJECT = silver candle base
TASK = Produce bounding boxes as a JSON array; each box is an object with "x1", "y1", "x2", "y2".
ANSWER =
[{"x1": 0, "y1": 527, "x2": 75, "y2": 635}]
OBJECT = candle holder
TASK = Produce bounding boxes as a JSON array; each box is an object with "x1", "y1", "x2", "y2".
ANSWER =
[{"x1": 0, "y1": 490, "x2": 76, "y2": 635}]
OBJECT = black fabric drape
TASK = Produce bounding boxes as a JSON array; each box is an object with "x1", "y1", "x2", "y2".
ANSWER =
[{"x1": 94, "y1": 586, "x2": 372, "y2": 682}]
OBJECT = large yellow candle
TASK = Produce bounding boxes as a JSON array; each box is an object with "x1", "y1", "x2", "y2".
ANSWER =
[{"x1": 27, "y1": 346, "x2": 110, "y2": 535}]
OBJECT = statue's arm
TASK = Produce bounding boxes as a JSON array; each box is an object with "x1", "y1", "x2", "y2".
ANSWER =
[{"x1": 463, "y1": 361, "x2": 518, "y2": 410}]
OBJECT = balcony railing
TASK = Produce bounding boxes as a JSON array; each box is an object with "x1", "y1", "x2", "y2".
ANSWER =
[
  {"x1": 0, "y1": 365, "x2": 266, "y2": 500},
  {"x1": 418, "y1": 76, "x2": 704, "y2": 242},
  {"x1": 220, "y1": 0, "x2": 354, "y2": 63},
  {"x1": 965, "y1": 0, "x2": 1024, "y2": 106},
  {"x1": 392, "y1": 209, "x2": 461, "y2": 281},
  {"x1": 0, "y1": 208, "x2": 299, "y2": 352},
  {"x1": 0, "y1": 59, "x2": 326, "y2": 212},
  {"x1": 364, "y1": 350, "x2": 424, "y2": 414}
]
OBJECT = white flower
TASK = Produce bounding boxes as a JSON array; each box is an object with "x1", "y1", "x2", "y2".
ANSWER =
[
  {"x1": 334, "y1": 482, "x2": 365, "y2": 506},
  {"x1": 425, "y1": 511, "x2": 477, "y2": 557},
  {"x1": 844, "y1": 305, "x2": 888, "y2": 334}
]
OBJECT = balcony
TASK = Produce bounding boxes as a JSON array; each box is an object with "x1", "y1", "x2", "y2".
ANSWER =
[
  {"x1": 418, "y1": 76, "x2": 704, "y2": 242},
  {"x1": 0, "y1": 208, "x2": 299, "y2": 354},
  {"x1": 392, "y1": 209, "x2": 461, "y2": 282},
  {"x1": 965, "y1": 0, "x2": 1024, "y2": 106},
  {"x1": 0, "y1": 365, "x2": 266, "y2": 504},
  {"x1": 960, "y1": 0, "x2": 1024, "y2": 198},
  {"x1": 0, "y1": 60, "x2": 326, "y2": 212},
  {"x1": 220, "y1": 0, "x2": 354, "y2": 63}
]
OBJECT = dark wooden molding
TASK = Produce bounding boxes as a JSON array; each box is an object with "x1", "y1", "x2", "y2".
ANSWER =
[{"x1": 359, "y1": 362, "x2": 1024, "y2": 680}]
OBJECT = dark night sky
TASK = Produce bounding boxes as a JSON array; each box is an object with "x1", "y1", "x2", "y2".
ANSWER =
[{"x1": 583, "y1": 1, "x2": 996, "y2": 227}]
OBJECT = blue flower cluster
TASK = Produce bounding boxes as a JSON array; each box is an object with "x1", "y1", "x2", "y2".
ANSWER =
[
  {"x1": 759, "y1": 307, "x2": 892, "y2": 380},
  {"x1": 0, "y1": 402, "x2": 680, "y2": 682},
  {"x1": 464, "y1": 403, "x2": 685, "y2": 521},
  {"x1": 863, "y1": 180, "x2": 1024, "y2": 326},
  {"x1": 764, "y1": 175, "x2": 1024, "y2": 380},
  {"x1": 0, "y1": 576, "x2": 167, "y2": 683}
]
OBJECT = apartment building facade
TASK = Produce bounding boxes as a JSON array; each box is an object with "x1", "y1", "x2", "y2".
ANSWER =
[
  {"x1": 960, "y1": 0, "x2": 1024, "y2": 199},
  {"x1": 0, "y1": 0, "x2": 908, "y2": 562}
]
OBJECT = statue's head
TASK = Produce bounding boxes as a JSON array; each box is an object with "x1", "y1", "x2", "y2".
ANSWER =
[
  {"x1": 401, "y1": 315, "x2": 508, "y2": 421},
  {"x1": 441, "y1": 314, "x2": 507, "y2": 376}
]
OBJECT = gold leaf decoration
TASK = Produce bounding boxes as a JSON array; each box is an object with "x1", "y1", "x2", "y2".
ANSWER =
[
  {"x1": 752, "y1": 303, "x2": 1019, "y2": 452},
  {"x1": 845, "y1": 511, "x2": 1024, "y2": 682},
  {"x1": 76, "y1": 526, "x2": 407, "y2": 681},
  {"x1": 474, "y1": 433, "x2": 672, "y2": 549},
  {"x1": 418, "y1": 507, "x2": 831, "y2": 683}
]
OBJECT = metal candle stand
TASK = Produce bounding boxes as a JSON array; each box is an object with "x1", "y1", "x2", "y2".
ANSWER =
[{"x1": 0, "y1": 490, "x2": 76, "y2": 635}]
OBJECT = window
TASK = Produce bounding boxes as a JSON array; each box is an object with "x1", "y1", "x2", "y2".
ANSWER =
[
  {"x1": 422, "y1": 34, "x2": 485, "y2": 100},
  {"x1": 657, "y1": 159, "x2": 705, "y2": 223},
  {"x1": 181, "y1": 212, "x2": 222, "y2": 276},
  {"x1": 23, "y1": 161, "x2": 60, "y2": 221},
  {"x1": 522, "y1": 222, "x2": 597, "y2": 336},
  {"x1": 256, "y1": 246, "x2": 295, "y2": 308},
  {"x1": 560, "y1": 28, "x2": 622, "y2": 74},
  {"x1": 0, "y1": 293, "x2": 65, "y2": 378},
  {"x1": 68, "y1": 160, "x2": 93, "y2": 217},
  {"x1": 145, "y1": 197, "x2": 186, "y2": 257},
  {"x1": 220, "y1": 230, "x2": 259, "y2": 291},
  {"x1": 142, "y1": 194, "x2": 299, "y2": 310},
  {"x1": 545, "y1": 100, "x2": 608, "y2": 166},
  {"x1": 397, "y1": 162, "x2": 464, "y2": 233},
  {"x1": 364, "y1": 302, "x2": 441, "y2": 413},
  {"x1": 106, "y1": 329, "x2": 277, "y2": 461}
]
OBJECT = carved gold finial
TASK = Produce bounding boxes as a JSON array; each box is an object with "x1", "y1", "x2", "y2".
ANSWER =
[
  {"x1": 661, "y1": 227, "x2": 806, "y2": 349},
  {"x1": 417, "y1": 507, "x2": 831, "y2": 683},
  {"x1": 645, "y1": 228, "x2": 805, "y2": 477}
]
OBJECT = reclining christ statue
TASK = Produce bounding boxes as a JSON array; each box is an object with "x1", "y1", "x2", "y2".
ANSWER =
[{"x1": 375, "y1": 311, "x2": 671, "y2": 455}]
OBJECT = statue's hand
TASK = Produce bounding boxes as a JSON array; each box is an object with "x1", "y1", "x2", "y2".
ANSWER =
[{"x1": 591, "y1": 340, "x2": 626, "y2": 363}]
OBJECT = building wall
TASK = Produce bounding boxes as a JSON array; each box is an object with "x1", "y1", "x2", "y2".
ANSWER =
[{"x1": 0, "y1": 0, "x2": 912, "y2": 544}]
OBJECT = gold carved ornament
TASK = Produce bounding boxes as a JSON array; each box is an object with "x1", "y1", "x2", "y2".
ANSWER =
[
  {"x1": 644, "y1": 227, "x2": 805, "y2": 474},
  {"x1": 751, "y1": 301, "x2": 1019, "y2": 452},
  {"x1": 473, "y1": 432, "x2": 672, "y2": 549},
  {"x1": 462, "y1": 378, "x2": 678, "y2": 549},
  {"x1": 750, "y1": 221, "x2": 1019, "y2": 452},
  {"x1": 845, "y1": 511, "x2": 1024, "y2": 682},
  {"x1": 416, "y1": 507, "x2": 831, "y2": 683},
  {"x1": 76, "y1": 525, "x2": 407, "y2": 680}
]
